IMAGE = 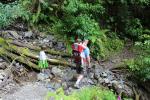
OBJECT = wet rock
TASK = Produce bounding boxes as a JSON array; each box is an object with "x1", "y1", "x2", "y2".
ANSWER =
[
  {"x1": 101, "y1": 72, "x2": 108, "y2": 78},
  {"x1": 87, "y1": 79, "x2": 95, "y2": 85},
  {"x1": 0, "y1": 58, "x2": 4, "y2": 62},
  {"x1": 0, "y1": 74, "x2": 4, "y2": 80},
  {"x1": 0, "y1": 79, "x2": 2, "y2": 83},
  {"x1": 122, "y1": 85, "x2": 134, "y2": 97},
  {"x1": 63, "y1": 68, "x2": 76, "y2": 81},
  {"x1": 1, "y1": 31, "x2": 20, "y2": 39},
  {"x1": 24, "y1": 31, "x2": 33, "y2": 38},
  {"x1": 57, "y1": 42, "x2": 64, "y2": 49},
  {"x1": 49, "y1": 42, "x2": 53, "y2": 48},
  {"x1": 112, "y1": 81, "x2": 124, "y2": 94},
  {"x1": 104, "y1": 78, "x2": 110, "y2": 84},
  {"x1": 48, "y1": 82, "x2": 61, "y2": 90},
  {"x1": 8, "y1": 31, "x2": 20, "y2": 39},
  {"x1": 37, "y1": 73, "x2": 49, "y2": 81},
  {"x1": 94, "y1": 66, "x2": 104, "y2": 80},
  {"x1": 62, "y1": 82, "x2": 68, "y2": 90},
  {"x1": 43, "y1": 38, "x2": 49, "y2": 43},
  {"x1": 28, "y1": 71, "x2": 37, "y2": 81},
  {"x1": 0, "y1": 62, "x2": 7, "y2": 69},
  {"x1": 98, "y1": 77, "x2": 103, "y2": 83},
  {"x1": 46, "y1": 35, "x2": 54, "y2": 41},
  {"x1": 52, "y1": 67, "x2": 63, "y2": 77},
  {"x1": 88, "y1": 72, "x2": 94, "y2": 79}
]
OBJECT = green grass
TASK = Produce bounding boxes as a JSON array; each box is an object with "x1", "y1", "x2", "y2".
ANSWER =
[{"x1": 45, "y1": 86, "x2": 117, "y2": 100}]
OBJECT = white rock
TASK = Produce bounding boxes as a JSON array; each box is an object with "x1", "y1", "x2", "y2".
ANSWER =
[
  {"x1": 0, "y1": 79, "x2": 3, "y2": 83},
  {"x1": 118, "y1": 84, "x2": 123, "y2": 89},
  {"x1": 37, "y1": 73, "x2": 49, "y2": 81},
  {"x1": 104, "y1": 78, "x2": 110, "y2": 84},
  {"x1": 0, "y1": 74, "x2": 4, "y2": 80}
]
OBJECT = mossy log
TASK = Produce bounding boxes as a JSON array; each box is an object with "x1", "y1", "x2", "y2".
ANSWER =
[
  {"x1": 0, "y1": 37, "x2": 74, "y2": 69},
  {"x1": 0, "y1": 48, "x2": 39, "y2": 70},
  {"x1": 9, "y1": 40, "x2": 71, "y2": 57},
  {"x1": 4, "y1": 45, "x2": 73, "y2": 67}
]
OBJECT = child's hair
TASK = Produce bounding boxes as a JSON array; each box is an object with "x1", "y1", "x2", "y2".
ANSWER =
[{"x1": 41, "y1": 45, "x2": 47, "y2": 50}]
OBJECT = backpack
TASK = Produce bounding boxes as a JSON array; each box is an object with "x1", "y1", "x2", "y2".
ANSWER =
[{"x1": 72, "y1": 43, "x2": 82, "y2": 64}]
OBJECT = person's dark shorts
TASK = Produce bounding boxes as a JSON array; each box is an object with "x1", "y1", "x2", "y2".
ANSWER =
[{"x1": 76, "y1": 62, "x2": 86, "y2": 75}]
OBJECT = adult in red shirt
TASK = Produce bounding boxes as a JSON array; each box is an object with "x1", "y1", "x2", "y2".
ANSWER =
[{"x1": 72, "y1": 39, "x2": 86, "y2": 88}]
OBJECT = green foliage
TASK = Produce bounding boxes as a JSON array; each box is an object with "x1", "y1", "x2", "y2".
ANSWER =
[
  {"x1": 50, "y1": 0, "x2": 123, "y2": 59},
  {"x1": 45, "y1": 86, "x2": 117, "y2": 100},
  {"x1": 0, "y1": 1, "x2": 28, "y2": 28},
  {"x1": 125, "y1": 18, "x2": 143, "y2": 40},
  {"x1": 74, "y1": 86, "x2": 116, "y2": 100},
  {"x1": 125, "y1": 33, "x2": 150, "y2": 81},
  {"x1": 63, "y1": 0, "x2": 105, "y2": 14}
]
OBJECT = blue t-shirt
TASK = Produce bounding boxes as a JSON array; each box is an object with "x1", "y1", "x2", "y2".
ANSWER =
[{"x1": 81, "y1": 47, "x2": 90, "y2": 58}]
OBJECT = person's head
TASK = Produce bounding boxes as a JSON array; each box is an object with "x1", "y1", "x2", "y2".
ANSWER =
[
  {"x1": 83, "y1": 39, "x2": 89, "y2": 46},
  {"x1": 41, "y1": 45, "x2": 47, "y2": 51},
  {"x1": 75, "y1": 38, "x2": 82, "y2": 43}
]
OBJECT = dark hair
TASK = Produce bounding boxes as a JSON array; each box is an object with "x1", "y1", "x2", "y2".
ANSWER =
[
  {"x1": 41, "y1": 45, "x2": 47, "y2": 50},
  {"x1": 76, "y1": 39, "x2": 82, "y2": 43}
]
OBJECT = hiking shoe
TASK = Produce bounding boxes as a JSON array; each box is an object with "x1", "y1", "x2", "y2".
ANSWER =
[{"x1": 74, "y1": 83, "x2": 80, "y2": 89}]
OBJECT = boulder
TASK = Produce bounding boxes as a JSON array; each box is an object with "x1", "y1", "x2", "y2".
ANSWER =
[
  {"x1": 63, "y1": 68, "x2": 76, "y2": 81},
  {"x1": 37, "y1": 73, "x2": 49, "y2": 81},
  {"x1": 51, "y1": 67, "x2": 63, "y2": 77},
  {"x1": 24, "y1": 31, "x2": 33, "y2": 38}
]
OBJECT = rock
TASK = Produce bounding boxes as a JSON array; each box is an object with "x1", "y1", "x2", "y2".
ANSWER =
[
  {"x1": 101, "y1": 72, "x2": 108, "y2": 78},
  {"x1": 49, "y1": 42, "x2": 53, "y2": 48},
  {"x1": 62, "y1": 82, "x2": 68, "y2": 90},
  {"x1": 57, "y1": 42, "x2": 64, "y2": 49},
  {"x1": 48, "y1": 82, "x2": 61, "y2": 90},
  {"x1": 87, "y1": 79, "x2": 95, "y2": 85},
  {"x1": 46, "y1": 35, "x2": 54, "y2": 41},
  {"x1": 0, "y1": 74, "x2": 4, "y2": 80},
  {"x1": 8, "y1": 31, "x2": 20, "y2": 39},
  {"x1": 88, "y1": 72, "x2": 94, "y2": 79},
  {"x1": 111, "y1": 80, "x2": 118, "y2": 84},
  {"x1": 122, "y1": 85, "x2": 134, "y2": 97},
  {"x1": 104, "y1": 78, "x2": 110, "y2": 84},
  {"x1": 0, "y1": 62, "x2": 7, "y2": 69},
  {"x1": 98, "y1": 77, "x2": 103, "y2": 83},
  {"x1": 37, "y1": 73, "x2": 49, "y2": 81},
  {"x1": 63, "y1": 68, "x2": 76, "y2": 81},
  {"x1": 0, "y1": 58, "x2": 4, "y2": 62},
  {"x1": 28, "y1": 71, "x2": 37, "y2": 81},
  {"x1": 0, "y1": 80, "x2": 2, "y2": 83},
  {"x1": 24, "y1": 31, "x2": 33, "y2": 38},
  {"x1": 52, "y1": 67, "x2": 63, "y2": 77},
  {"x1": 43, "y1": 39, "x2": 49, "y2": 43}
]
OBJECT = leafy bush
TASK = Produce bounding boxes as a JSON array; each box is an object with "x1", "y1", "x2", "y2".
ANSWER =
[
  {"x1": 50, "y1": 1, "x2": 123, "y2": 59},
  {"x1": 45, "y1": 86, "x2": 117, "y2": 100},
  {"x1": 0, "y1": 1, "x2": 28, "y2": 28},
  {"x1": 125, "y1": 33, "x2": 150, "y2": 81},
  {"x1": 125, "y1": 18, "x2": 143, "y2": 40}
]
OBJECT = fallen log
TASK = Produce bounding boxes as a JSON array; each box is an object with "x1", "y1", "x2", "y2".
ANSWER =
[
  {"x1": 4, "y1": 45, "x2": 73, "y2": 67},
  {"x1": 9, "y1": 40, "x2": 71, "y2": 57},
  {"x1": 0, "y1": 48, "x2": 39, "y2": 70},
  {"x1": 0, "y1": 37, "x2": 74, "y2": 70}
]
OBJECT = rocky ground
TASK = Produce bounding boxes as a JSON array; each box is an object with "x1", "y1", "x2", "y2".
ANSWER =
[{"x1": 0, "y1": 29, "x2": 149, "y2": 100}]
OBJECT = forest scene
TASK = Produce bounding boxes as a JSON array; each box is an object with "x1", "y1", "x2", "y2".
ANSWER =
[{"x1": 0, "y1": 0, "x2": 150, "y2": 100}]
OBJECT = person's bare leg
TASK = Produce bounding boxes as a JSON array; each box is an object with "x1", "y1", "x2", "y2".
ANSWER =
[
  {"x1": 86, "y1": 56, "x2": 91, "y2": 68},
  {"x1": 74, "y1": 74, "x2": 83, "y2": 88}
]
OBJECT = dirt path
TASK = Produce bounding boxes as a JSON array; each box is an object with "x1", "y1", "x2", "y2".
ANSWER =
[{"x1": 99, "y1": 43, "x2": 135, "y2": 69}]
